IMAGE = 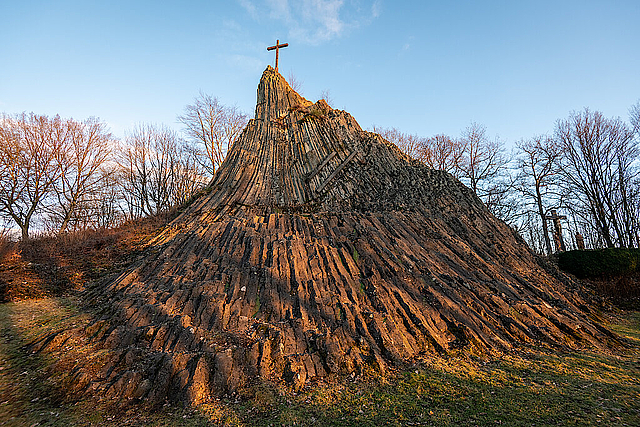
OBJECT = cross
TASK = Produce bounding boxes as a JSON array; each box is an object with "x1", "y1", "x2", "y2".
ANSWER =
[
  {"x1": 267, "y1": 39, "x2": 288, "y2": 72},
  {"x1": 546, "y1": 209, "x2": 567, "y2": 252}
]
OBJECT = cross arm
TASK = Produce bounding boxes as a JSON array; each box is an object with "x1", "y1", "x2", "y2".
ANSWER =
[{"x1": 267, "y1": 43, "x2": 288, "y2": 51}]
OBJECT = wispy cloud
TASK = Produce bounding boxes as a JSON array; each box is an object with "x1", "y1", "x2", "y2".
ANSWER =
[
  {"x1": 229, "y1": 54, "x2": 266, "y2": 73},
  {"x1": 238, "y1": 0, "x2": 381, "y2": 44},
  {"x1": 237, "y1": 0, "x2": 259, "y2": 19},
  {"x1": 371, "y1": 0, "x2": 381, "y2": 18},
  {"x1": 267, "y1": 0, "x2": 293, "y2": 21},
  {"x1": 222, "y1": 19, "x2": 243, "y2": 32},
  {"x1": 400, "y1": 35, "x2": 414, "y2": 53}
]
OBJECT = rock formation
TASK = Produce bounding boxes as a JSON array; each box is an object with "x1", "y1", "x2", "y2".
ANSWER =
[{"x1": 33, "y1": 66, "x2": 616, "y2": 405}]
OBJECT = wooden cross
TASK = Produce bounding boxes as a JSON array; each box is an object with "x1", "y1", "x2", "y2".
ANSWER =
[
  {"x1": 267, "y1": 39, "x2": 288, "y2": 72},
  {"x1": 546, "y1": 209, "x2": 567, "y2": 252}
]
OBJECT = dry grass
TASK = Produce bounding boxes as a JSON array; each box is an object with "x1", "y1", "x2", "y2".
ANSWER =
[
  {"x1": 0, "y1": 230, "x2": 14, "y2": 263},
  {"x1": 0, "y1": 213, "x2": 172, "y2": 303},
  {"x1": 589, "y1": 276, "x2": 640, "y2": 310}
]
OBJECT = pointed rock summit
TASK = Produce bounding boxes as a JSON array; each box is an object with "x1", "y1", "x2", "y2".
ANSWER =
[{"x1": 34, "y1": 67, "x2": 617, "y2": 405}]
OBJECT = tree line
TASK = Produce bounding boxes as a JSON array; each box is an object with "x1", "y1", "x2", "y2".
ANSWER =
[
  {"x1": 2, "y1": 93, "x2": 638, "y2": 255},
  {"x1": 0, "y1": 93, "x2": 247, "y2": 240},
  {"x1": 377, "y1": 102, "x2": 640, "y2": 254}
]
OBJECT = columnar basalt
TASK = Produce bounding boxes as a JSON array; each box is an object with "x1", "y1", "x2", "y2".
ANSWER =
[{"x1": 32, "y1": 66, "x2": 617, "y2": 405}]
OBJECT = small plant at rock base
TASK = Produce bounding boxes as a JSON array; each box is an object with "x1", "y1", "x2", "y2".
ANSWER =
[{"x1": 0, "y1": 228, "x2": 15, "y2": 262}]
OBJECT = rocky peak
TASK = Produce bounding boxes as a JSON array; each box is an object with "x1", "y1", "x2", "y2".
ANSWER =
[
  {"x1": 254, "y1": 65, "x2": 312, "y2": 122},
  {"x1": 202, "y1": 66, "x2": 455, "y2": 217}
]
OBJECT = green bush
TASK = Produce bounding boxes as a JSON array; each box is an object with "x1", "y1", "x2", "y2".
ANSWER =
[{"x1": 558, "y1": 248, "x2": 640, "y2": 279}]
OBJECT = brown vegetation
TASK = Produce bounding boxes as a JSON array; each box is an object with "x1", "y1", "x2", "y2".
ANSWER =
[{"x1": 0, "y1": 213, "x2": 173, "y2": 303}]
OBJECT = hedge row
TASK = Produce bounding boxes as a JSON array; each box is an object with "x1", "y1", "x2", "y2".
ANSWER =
[{"x1": 558, "y1": 248, "x2": 640, "y2": 279}]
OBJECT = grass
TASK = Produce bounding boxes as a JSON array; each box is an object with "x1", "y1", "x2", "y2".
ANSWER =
[
  {"x1": 0, "y1": 212, "x2": 171, "y2": 303},
  {"x1": 0, "y1": 295, "x2": 638, "y2": 426},
  {"x1": 212, "y1": 338, "x2": 640, "y2": 426}
]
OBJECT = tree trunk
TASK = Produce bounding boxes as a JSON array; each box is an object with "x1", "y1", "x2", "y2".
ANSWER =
[
  {"x1": 535, "y1": 181, "x2": 552, "y2": 255},
  {"x1": 20, "y1": 224, "x2": 29, "y2": 241}
]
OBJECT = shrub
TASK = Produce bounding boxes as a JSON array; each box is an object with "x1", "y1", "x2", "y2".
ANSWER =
[{"x1": 558, "y1": 248, "x2": 640, "y2": 279}]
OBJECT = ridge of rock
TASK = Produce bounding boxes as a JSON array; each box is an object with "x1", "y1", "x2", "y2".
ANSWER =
[{"x1": 31, "y1": 67, "x2": 619, "y2": 406}]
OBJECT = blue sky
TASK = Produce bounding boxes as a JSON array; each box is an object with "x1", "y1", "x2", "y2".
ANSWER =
[{"x1": 1, "y1": 0, "x2": 639, "y2": 146}]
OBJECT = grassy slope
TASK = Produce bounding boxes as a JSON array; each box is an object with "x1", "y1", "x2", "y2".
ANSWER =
[{"x1": 0, "y1": 212, "x2": 173, "y2": 303}]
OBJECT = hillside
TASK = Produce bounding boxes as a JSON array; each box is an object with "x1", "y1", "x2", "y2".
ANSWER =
[{"x1": 28, "y1": 66, "x2": 618, "y2": 406}]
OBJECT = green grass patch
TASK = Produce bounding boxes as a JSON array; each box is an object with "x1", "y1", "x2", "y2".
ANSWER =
[
  {"x1": 213, "y1": 345, "x2": 640, "y2": 426},
  {"x1": 609, "y1": 311, "x2": 640, "y2": 344},
  {"x1": 0, "y1": 298, "x2": 84, "y2": 426}
]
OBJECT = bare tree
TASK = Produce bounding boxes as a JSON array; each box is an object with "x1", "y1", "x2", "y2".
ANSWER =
[
  {"x1": 0, "y1": 113, "x2": 66, "y2": 240},
  {"x1": 119, "y1": 128, "x2": 152, "y2": 218},
  {"x1": 422, "y1": 134, "x2": 465, "y2": 176},
  {"x1": 375, "y1": 127, "x2": 467, "y2": 177},
  {"x1": 514, "y1": 135, "x2": 563, "y2": 255},
  {"x1": 82, "y1": 167, "x2": 124, "y2": 230},
  {"x1": 171, "y1": 144, "x2": 206, "y2": 207},
  {"x1": 630, "y1": 100, "x2": 640, "y2": 137},
  {"x1": 455, "y1": 122, "x2": 512, "y2": 217},
  {"x1": 287, "y1": 72, "x2": 304, "y2": 94},
  {"x1": 49, "y1": 117, "x2": 114, "y2": 233},
  {"x1": 373, "y1": 126, "x2": 428, "y2": 161},
  {"x1": 319, "y1": 89, "x2": 333, "y2": 107},
  {"x1": 555, "y1": 108, "x2": 639, "y2": 248},
  {"x1": 177, "y1": 93, "x2": 248, "y2": 177},
  {"x1": 456, "y1": 123, "x2": 509, "y2": 194},
  {"x1": 119, "y1": 124, "x2": 206, "y2": 218},
  {"x1": 374, "y1": 124, "x2": 514, "y2": 220}
]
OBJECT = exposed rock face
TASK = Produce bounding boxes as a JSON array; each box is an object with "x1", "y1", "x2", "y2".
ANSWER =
[{"x1": 35, "y1": 66, "x2": 616, "y2": 405}]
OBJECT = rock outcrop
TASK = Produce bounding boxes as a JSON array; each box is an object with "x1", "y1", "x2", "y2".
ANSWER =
[{"x1": 33, "y1": 66, "x2": 616, "y2": 405}]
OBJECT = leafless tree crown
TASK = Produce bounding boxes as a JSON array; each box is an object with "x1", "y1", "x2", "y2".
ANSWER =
[
  {"x1": 3, "y1": 97, "x2": 639, "y2": 251},
  {"x1": 118, "y1": 123, "x2": 206, "y2": 219},
  {"x1": 555, "y1": 109, "x2": 639, "y2": 248},
  {"x1": 0, "y1": 113, "x2": 116, "y2": 239},
  {"x1": 177, "y1": 93, "x2": 248, "y2": 177}
]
